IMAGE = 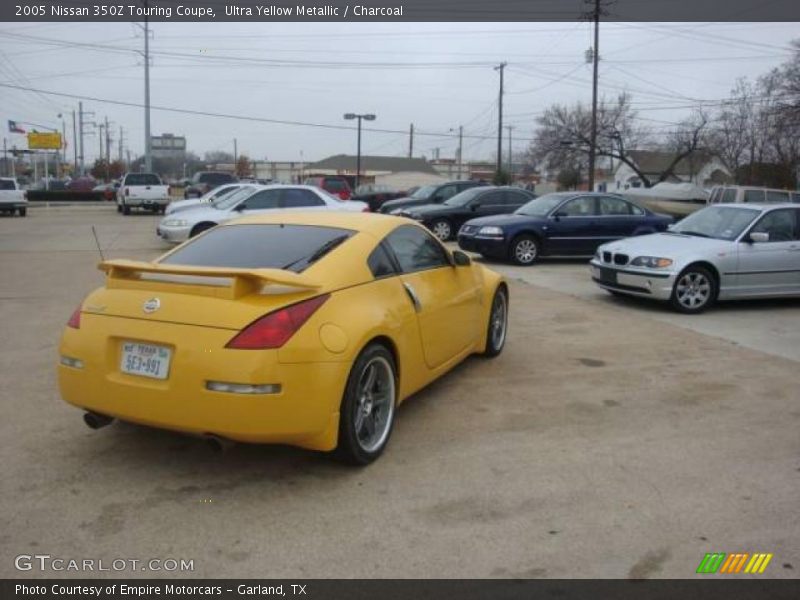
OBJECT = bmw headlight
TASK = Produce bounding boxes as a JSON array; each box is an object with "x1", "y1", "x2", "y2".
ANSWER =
[
  {"x1": 162, "y1": 218, "x2": 189, "y2": 227},
  {"x1": 478, "y1": 226, "x2": 504, "y2": 237},
  {"x1": 631, "y1": 256, "x2": 673, "y2": 269}
]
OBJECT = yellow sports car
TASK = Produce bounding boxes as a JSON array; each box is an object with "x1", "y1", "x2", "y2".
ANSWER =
[{"x1": 58, "y1": 212, "x2": 508, "y2": 464}]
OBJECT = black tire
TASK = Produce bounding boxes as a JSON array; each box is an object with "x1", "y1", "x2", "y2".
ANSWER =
[
  {"x1": 18, "y1": 207, "x2": 26, "y2": 217},
  {"x1": 122, "y1": 203, "x2": 131, "y2": 215},
  {"x1": 669, "y1": 265, "x2": 717, "y2": 314},
  {"x1": 335, "y1": 343, "x2": 398, "y2": 466},
  {"x1": 430, "y1": 218, "x2": 453, "y2": 242},
  {"x1": 116, "y1": 203, "x2": 122, "y2": 213},
  {"x1": 481, "y1": 286, "x2": 509, "y2": 358},
  {"x1": 509, "y1": 234, "x2": 539, "y2": 266},
  {"x1": 189, "y1": 222, "x2": 216, "y2": 238}
]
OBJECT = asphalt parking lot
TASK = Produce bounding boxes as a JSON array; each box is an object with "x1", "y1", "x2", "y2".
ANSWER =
[{"x1": 1, "y1": 205, "x2": 798, "y2": 579}]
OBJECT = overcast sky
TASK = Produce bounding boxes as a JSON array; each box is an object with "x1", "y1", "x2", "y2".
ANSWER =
[{"x1": 0, "y1": 21, "x2": 797, "y2": 165}]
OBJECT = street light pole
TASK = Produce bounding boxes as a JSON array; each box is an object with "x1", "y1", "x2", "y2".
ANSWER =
[{"x1": 343, "y1": 112, "x2": 376, "y2": 189}]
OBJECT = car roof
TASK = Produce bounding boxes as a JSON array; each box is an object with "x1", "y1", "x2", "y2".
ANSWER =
[
  {"x1": 226, "y1": 211, "x2": 411, "y2": 238},
  {"x1": 714, "y1": 202, "x2": 797, "y2": 210}
]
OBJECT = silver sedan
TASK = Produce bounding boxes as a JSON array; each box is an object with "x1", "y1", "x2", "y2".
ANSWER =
[{"x1": 590, "y1": 203, "x2": 800, "y2": 313}]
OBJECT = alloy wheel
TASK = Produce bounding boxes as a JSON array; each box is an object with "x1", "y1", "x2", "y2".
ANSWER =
[
  {"x1": 432, "y1": 220, "x2": 452, "y2": 241},
  {"x1": 675, "y1": 271, "x2": 712, "y2": 310},
  {"x1": 353, "y1": 356, "x2": 395, "y2": 454},
  {"x1": 514, "y1": 238, "x2": 537, "y2": 264}
]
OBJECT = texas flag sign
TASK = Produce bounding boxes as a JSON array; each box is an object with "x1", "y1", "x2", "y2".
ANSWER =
[{"x1": 8, "y1": 120, "x2": 26, "y2": 134}]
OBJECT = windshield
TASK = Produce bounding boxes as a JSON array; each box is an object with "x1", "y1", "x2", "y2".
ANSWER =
[
  {"x1": 160, "y1": 224, "x2": 354, "y2": 272},
  {"x1": 410, "y1": 185, "x2": 436, "y2": 199},
  {"x1": 671, "y1": 206, "x2": 760, "y2": 241},
  {"x1": 212, "y1": 187, "x2": 258, "y2": 210},
  {"x1": 444, "y1": 187, "x2": 485, "y2": 207},
  {"x1": 515, "y1": 193, "x2": 571, "y2": 217}
]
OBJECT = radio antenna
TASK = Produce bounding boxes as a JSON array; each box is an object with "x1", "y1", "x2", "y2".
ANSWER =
[{"x1": 91, "y1": 226, "x2": 105, "y2": 261}]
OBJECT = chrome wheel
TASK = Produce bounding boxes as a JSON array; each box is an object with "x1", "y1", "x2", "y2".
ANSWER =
[
  {"x1": 353, "y1": 356, "x2": 395, "y2": 454},
  {"x1": 675, "y1": 271, "x2": 712, "y2": 310},
  {"x1": 432, "y1": 220, "x2": 452, "y2": 241},
  {"x1": 513, "y1": 237, "x2": 538, "y2": 265},
  {"x1": 490, "y1": 290, "x2": 507, "y2": 350}
]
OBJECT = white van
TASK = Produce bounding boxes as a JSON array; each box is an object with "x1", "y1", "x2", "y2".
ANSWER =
[{"x1": 708, "y1": 185, "x2": 800, "y2": 205}]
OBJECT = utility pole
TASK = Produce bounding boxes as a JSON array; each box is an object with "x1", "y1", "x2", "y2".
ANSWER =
[
  {"x1": 408, "y1": 123, "x2": 414, "y2": 158},
  {"x1": 494, "y1": 62, "x2": 507, "y2": 176},
  {"x1": 143, "y1": 0, "x2": 152, "y2": 172},
  {"x1": 3, "y1": 138, "x2": 7, "y2": 177},
  {"x1": 72, "y1": 110, "x2": 77, "y2": 174},
  {"x1": 98, "y1": 123, "x2": 104, "y2": 167},
  {"x1": 506, "y1": 125, "x2": 515, "y2": 178},
  {"x1": 118, "y1": 126, "x2": 124, "y2": 162},
  {"x1": 233, "y1": 138, "x2": 238, "y2": 168},
  {"x1": 458, "y1": 125, "x2": 463, "y2": 179},
  {"x1": 105, "y1": 116, "x2": 111, "y2": 164},
  {"x1": 587, "y1": 0, "x2": 602, "y2": 192},
  {"x1": 78, "y1": 102, "x2": 95, "y2": 175}
]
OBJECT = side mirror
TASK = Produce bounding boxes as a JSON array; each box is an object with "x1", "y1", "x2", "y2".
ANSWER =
[
  {"x1": 748, "y1": 232, "x2": 769, "y2": 243},
  {"x1": 470, "y1": 202, "x2": 480, "y2": 211},
  {"x1": 452, "y1": 250, "x2": 471, "y2": 267},
  {"x1": 667, "y1": 223, "x2": 675, "y2": 231},
  {"x1": 552, "y1": 211, "x2": 567, "y2": 219},
  {"x1": 234, "y1": 203, "x2": 247, "y2": 211}
]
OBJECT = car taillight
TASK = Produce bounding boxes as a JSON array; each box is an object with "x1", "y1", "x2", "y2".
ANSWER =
[
  {"x1": 67, "y1": 306, "x2": 81, "y2": 329},
  {"x1": 226, "y1": 294, "x2": 330, "y2": 349}
]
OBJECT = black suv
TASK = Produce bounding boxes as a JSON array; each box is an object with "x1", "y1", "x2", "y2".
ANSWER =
[
  {"x1": 184, "y1": 171, "x2": 238, "y2": 199},
  {"x1": 379, "y1": 180, "x2": 488, "y2": 214}
]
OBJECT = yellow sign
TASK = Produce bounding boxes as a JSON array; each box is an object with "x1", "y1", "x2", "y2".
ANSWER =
[{"x1": 27, "y1": 132, "x2": 62, "y2": 150}]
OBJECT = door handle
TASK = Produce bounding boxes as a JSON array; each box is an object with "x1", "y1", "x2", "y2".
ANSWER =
[{"x1": 403, "y1": 282, "x2": 422, "y2": 313}]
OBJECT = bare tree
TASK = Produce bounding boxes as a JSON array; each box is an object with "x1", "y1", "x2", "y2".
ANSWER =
[{"x1": 658, "y1": 110, "x2": 710, "y2": 184}]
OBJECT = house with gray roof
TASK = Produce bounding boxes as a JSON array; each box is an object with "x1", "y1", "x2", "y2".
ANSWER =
[
  {"x1": 614, "y1": 150, "x2": 732, "y2": 190},
  {"x1": 307, "y1": 154, "x2": 445, "y2": 189}
]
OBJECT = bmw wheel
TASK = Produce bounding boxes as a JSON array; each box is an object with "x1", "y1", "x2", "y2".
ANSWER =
[
  {"x1": 670, "y1": 266, "x2": 716, "y2": 314},
  {"x1": 431, "y1": 219, "x2": 453, "y2": 242},
  {"x1": 336, "y1": 343, "x2": 397, "y2": 465},
  {"x1": 510, "y1": 235, "x2": 539, "y2": 265},
  {"x1": 481, "y1": 286, "x2": 508, "y2": 358}
]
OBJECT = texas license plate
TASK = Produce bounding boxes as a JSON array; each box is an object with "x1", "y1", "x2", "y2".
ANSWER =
[{"x1": 120, "y1": 341, "x2": 171, "y2": 380}]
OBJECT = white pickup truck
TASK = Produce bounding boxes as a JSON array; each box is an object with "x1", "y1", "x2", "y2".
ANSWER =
[
  {"x1": 117, "y1": 173, "x2": 171, "y2": 215},
  {"x1": 0, "y1": 177, "x2": 27, "y2": 217}
]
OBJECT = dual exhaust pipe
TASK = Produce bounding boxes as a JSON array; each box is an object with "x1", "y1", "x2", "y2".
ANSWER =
[{"x1": 82, "y1": 412, "x2": 234, "y2": 453}]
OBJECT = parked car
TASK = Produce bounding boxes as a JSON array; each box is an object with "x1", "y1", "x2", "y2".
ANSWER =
[
  {"x1": 58, "y1": 212, "x2": 508, "y2": 464},
  {"x1": 116, "y1": 173, "x2": 171, "y2": 215},
  {"x1": 351, "y1": 184, "x2": 406, "y2": 212},
  {"x1": 93, "y1": 181, "x2": 120, "y2": 201},
  {"x1": 184, "y1": 171, "x2": 238, "y2": 199},
  {"x1": 303, "y1": 176, "x2": 352, "y2": 200},
  {"x1": 458, "y1": 192, "x2": 673, "y2": 265},
  {"x1": 157, "y1": 184, "x2": 368, "y2": 243},
  {"x1": 399, "y1": 186, "x2": 535, "y2": 241},
  {"x1": 379, "y1": 180, "x2": 488, "y2": 215},
  {"x1": 164, "y1": 183, "x2": 253, "y2": 216},
  {"x1": 65, "y1": 176, "x2": 97, "y2": 192},
  {"x1": 708, "y1": 185, "x2": 800, "y2": 205},
  {"x1": 0, "y1": 177, "x2": 27, "y2": 216},
  {"x1": 590, "y1": 203, "x2": 800, "y2": 313}
]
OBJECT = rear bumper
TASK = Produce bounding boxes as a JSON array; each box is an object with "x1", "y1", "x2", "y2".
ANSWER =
[
  {"x1": 0, "y1": 201, "x2": 26, "y2": 210},
  {"x1": 589, "y1": 260, "x2": 675, "y2": 300},
  {"x1": 124, "y1": 198, "x2": 170, "y2": 208},
  {"x1": 58, "y1": 317, "x2": 352, "y2": 450}
]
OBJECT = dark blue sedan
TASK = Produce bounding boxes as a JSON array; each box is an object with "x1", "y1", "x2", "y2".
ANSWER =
[{"x1": 457, "y1": 192, "x2": 674, "y2": 265}]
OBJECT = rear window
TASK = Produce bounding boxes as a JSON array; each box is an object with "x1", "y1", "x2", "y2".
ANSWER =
[
  {"x1": 324, "y1": 178, "x2": 347, "y2": 192},
  {"x1": 160, "y1": 224, "x2": 354, "y2": 272},
  {"x1": 721, "y1": 188, "x2": 737, "y2": 203},
  {"x1": 197, "y1": 173, "x2": 234, "y2": 185},
  {"x1": 766, "y1": 190, "x2": 790, "y2": 203},
  {"x1": 0, "y1": 179, "x2": 16, "y2": 190},
  {"x1": 125, "y1": 174, "x2": 161, "y2": 186}
]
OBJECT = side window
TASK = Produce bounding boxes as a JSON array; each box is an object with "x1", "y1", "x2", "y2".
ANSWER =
[
  {"x1": 744, "y1": 190, "x2": 765, "y2": 203},
  {"x1": 709, "y1": 188, "x2": 721, "y2": 204},
  {"x1": 240, "y1": 190, "x2": 281, "y2": 210},
  {"x1": 476, "y1": 192, "x2": 504, "y2": 206},
  {"x1": 791, "y1": 193, "x2": 800, "y2": 204},
  {"x1": 437, "y1": 185, "x2": 458, "y2": 200},
  {"x1": 558, "y1": 196, "x2": 597, "y2": 217},
  {"x1": 598, "y1": 196, "x2": 633, "y2": 216},
  {"x1": 766, "y1": 190, "x2": 790, "y2": 204},
  {"x1": 505, "y1": 191, "x2": 530, "y2": 206},
  {"x1": 721, "y1": 188, "x2": 737, "y2": 203},
  {"x1": 281, "y1": 189, "x2": 325, "y2": 208},
  {"x1": 750, "y1": 209, "x2": 796, "y2": 242},
  {"x1": 384, "y1": 225, "x2": 450, "y2": 273},
  {"x1": 367, "y1": 243, "x2": 398, "y2": 279}
]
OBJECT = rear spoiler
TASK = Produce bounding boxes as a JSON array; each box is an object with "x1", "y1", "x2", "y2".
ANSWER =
[{"x1": 99, "y1": 259, "x2": 321, "y2": 298}]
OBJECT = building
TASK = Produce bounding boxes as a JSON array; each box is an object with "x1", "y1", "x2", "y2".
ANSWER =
[
  {"x1": 151, "y1": 134, "x2": 186, "y2": 159},
  {"x1": 614, "y1": 150, "x2": 732, "y2": 190},
  {"x1": 307, "y1": 154, "x2": 444, "y2": 189}
]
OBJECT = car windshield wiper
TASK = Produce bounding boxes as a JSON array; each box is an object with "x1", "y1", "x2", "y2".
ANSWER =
[
  {"x1": 677, "y1": 230, "x2": 711, "y2": 238},
  {"x1": 281, "y1": 234, "x2": 351, "y2": 271}
]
